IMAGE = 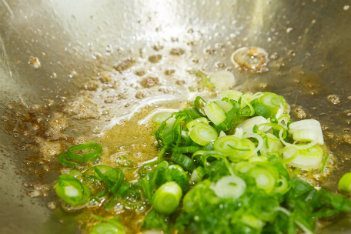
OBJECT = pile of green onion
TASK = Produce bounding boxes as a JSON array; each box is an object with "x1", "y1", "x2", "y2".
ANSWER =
[{"x1": 53, "y1": 91, "x2": 351, "y2": 234}]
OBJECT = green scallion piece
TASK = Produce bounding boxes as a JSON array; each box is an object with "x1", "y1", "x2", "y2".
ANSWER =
[
  {"x1": 171, "y1": 153, "x2": 195, "y2": 171},
  {"x1": 152, "y1": 181, "x2": 182, "y2": 215},
  {"x1": 54, "y1": 175, "x2": 90, "y2": 206},
  {"x1": 66, "y1": 143, "x2": 102, "y2": 163},
  {"x1": 338, "y1": 172, "x2": 351, "y2": 193},
  {"x1": 214, "y1": 135, "x2": 256, "y2": 161},
  {"x1": 89, "y1": 220, "x2": 125, "y2": 234},
  {"x1": 58, "y1": 143, "x2": 102, "y2": 167},
  {"x1": 189, "y1": 122, "x2": 218, "y2": 146},
  {"x1": 251, "y1": 92, "x2": 289, "y2": 119},
  {"x1": 248, "y1": 167, "x2": 277, "y2": 193},
  {"x1": 204, "y1": 102, "x2": 227, "y2": 125}
]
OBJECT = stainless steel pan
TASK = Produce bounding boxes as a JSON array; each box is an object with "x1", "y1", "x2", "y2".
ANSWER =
[{"x1": 0, "y1": 0, "x2": 350, "y2": 233}]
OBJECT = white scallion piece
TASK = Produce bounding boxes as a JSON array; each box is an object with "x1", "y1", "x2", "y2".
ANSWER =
[{"x1": 289, "y1": 119, "x2": 324, "y2": 145}]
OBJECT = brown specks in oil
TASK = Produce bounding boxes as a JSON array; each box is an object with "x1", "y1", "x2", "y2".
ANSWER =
[
  {"x1": 113, "y1": 58, "x2": 136, "y2": 72},
  {"x1": 135, "y1": 90, "x2": 147, "y2": 99},
  {"x1": 140, "y1": 76, "x2": 159, "y2": 88},
  {"x1": 148, "y1": 54, "x2": 162, "y2": 63},
  {"x1": 152, "y1": 43, "x2": 164, "y2": 51},
  {"x1": 327, "y1": 94, "x2": 341, "y2": 105},
  {"x1": 170, "y1": 48, "x2": 185, "y2": 56},
  {"x1": 292, "y1": 105, "x2": 307, "y2": 119},
  {"x1": 28, "y1": 56, "x2": 41, "y2": 69},
  {"x1": 134, "y1": 69, "x2": 146, "y2": 77},
  {"x1": 164, "y1": 69, "x2": 175, "y2": 76}
]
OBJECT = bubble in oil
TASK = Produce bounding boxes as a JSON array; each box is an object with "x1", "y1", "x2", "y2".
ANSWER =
[
  {"x1": 28, "y1": 56, "x2": 41, "y2": 69},
  {"x1": 231, "y1": 47, "x2": 269, "y2": 73},
  {"x1": 327, "y1": 94, "x2": 341, "y2": 105},
  {"x1": 148, "y1": 54, "x2": 162, "y2": 63}
]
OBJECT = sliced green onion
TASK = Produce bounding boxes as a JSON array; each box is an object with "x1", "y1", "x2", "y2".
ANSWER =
[
  {"x1": 251, "y1": 92, "x2": 289, "y2": 119},
  {"x1": 190, "y1": 166, "x2": 205, "y2": 184},
  {"x1": 189, "y1": 122, "x2": 218, "y2": 146},
  {"x1": 241, "y1": 214, "x2": 264, "y2": 230},
  {"x1": 239, "y1": 93, "x2": 256, "y2": 116},
  {"x1": 215, "y1": 100, "x2": 234, "y2": 113},
  {"x1": 64, "y1": 143, "x2": 102, "y2": 164},
  {"x1": 260, "y1": 133, "x2": 283, "y2": 155},
  {"x1": 167, "y1": 165, "x2": 189, "y2": 191},
  {"x1": 171, "y1": 153, "x2": 195, "y2": 171},
  {"x1": 214, "y1": 136, "x2": 256, "y2": 161},
  {"x1": 248, "y1": 167, "x2": 277, "y2": 193},
  {"x1": 204, "y1": 102, "x2": 226, "y2": 125},
  {"x1": 138, "y1": 108, "x2": 177, "y2": 125},
  {"x1": 237, "y1": 116, "x2": 269, "y2": 134},
  {"x1": 244, "y1": 133, "x2": 264, "y2": 154},
  {"x1": 274, "y1": 176, "x2": 290, "y2": 194},
  {"x1": 338, "y1": 172, "x2": 351, "y2": 193},
  {"x1": 278, "y1": 129, "x2": 317, "y2": 150},
  {"x1": 210, "y1": 175, "x2": 246, "y2": 199},
  {"x1": 67, "y1": 143, "x2": 102, "y2": 162},
  {"x1": 93, "y1": 165, "x2": 124, "y2": 194},
  {"x1": 234, "y1": 162, "x2": 255, "y2": 174},
  {"x1": 89, "y1": 220, "x2": 125, "y2": 234},
  {"x1": 220, "y1": 90, "x2": 243, "y2": 101},
  {"x1": 152, "y1": 181, "x2": 182, "y2": 215},
  {"x1": 194, "y1": 96, "x2": 207, "y2": 115},
  {"x1": 282, "y1": 144, "x2": 325, "y2": 170},
  {"x1": 172, "y1": 146, "x2": 201, "y2": 154},
  {"x1": 186, "y1": 117, "x2": 209, "y2": 130},
  {"x1": 58, "y1": 153, "x2": 79, "y2": 168},
  {"x1": 289, "y1": 119, "x2": 324, "y2": 145},
  {"x1": 209, "y1": 70, "x2": 236, "y2": 91},
  {"x1": 54, "y1": 175, "x2": 90, "y2": 206}
]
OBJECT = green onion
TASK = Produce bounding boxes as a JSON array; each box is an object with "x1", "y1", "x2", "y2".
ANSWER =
[
  {"x1": 189, "y1": 122, "x2": 218, "y2": 146},
  {"x1": 209, "y1": 70, "x2": 236, "y2": 91},
  {"x1": 172, "y1": 146, "x2": 201, "y2": 154},
  {"x1": 171, "y1": 154, "x2": 195, "y2": 171},
  {"x1": 282, "y1": 144, "x2": 325, "y2": 170},
  {"x1": 210, "y1": 175, "x2": 246, "y2": 199},
  {"x1": 214, "y1": 135, "x2": 256, "y2": 161},
  {"x1": 89, "y1": 220, "x2": 125, "y2": 234},
  {"x1": 166, "y1": 164, "x2": 189, "y2": 191},
  {"x1": 274, "y1": 176, "x2": 290, "y2": 194},
  {"x1": 215, "y1": 100, "x2": 233, "y2": 113},
  {"x1": 152, "y1": 181, "x2": 182, "y2": 215},
  {"x1": 237, "y1": 116, "x2": 269, "y2": 134},
  {"x1": 241, "y1": 214, "x2": 264, "y2": 230},
  {"x1": 220, "y1": 90, "x2": 243, "y2": 101},
  {"x1": 289, "y1": 119, "x2": 324, "y2": 145},
  {"x1": 251, "y1": 92, "x2": 289, "y2": 119},
  {"x1": 338, "y1": 172, "x2": 351, "y2": 193},
  {"x1": 54, "y1": 175, "x2": 90, "y2": 206},
  {"x1": 66, "y1": 143, "x2": 102, "y2": 163},
  {"x1": 248, "y1": 167, "x2": 277, "y2": 193},
  {"x1": 204, "y1": 102, "x2": 226, "y2": 125},
  {"x1": 93, "y1": 165, "x2": 125, "y2": 194},
  {"x1": 138, "y1": 108, "x2": 177, "y2": 125},
  {"x1": 58, "y1": 153, "x2": 79, "y2": 168},
  {"x1": 260, "y1": 133, "x2": 283, "y2": 155},
  {"x1": 194, "y1": 96, "x2": 207, "y2": 115},
  {"x1": 234, "y1": 162, "x2": 255, "y2": 173},
  {"x1": 186, "y1": 117, "x2": 209, "y2": 130},
  {"x1": 190, "y1": 166, "x2": 205, "y2": 184},
  {"x1": 58, "y1": 143, "x2": 102, "y2": 167}
]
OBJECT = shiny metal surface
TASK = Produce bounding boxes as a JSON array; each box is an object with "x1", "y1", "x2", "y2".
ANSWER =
[{"x1": 0, "y1": 0, "x2": 350, "y2": 233}]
